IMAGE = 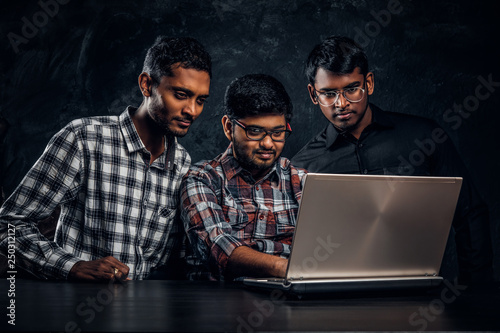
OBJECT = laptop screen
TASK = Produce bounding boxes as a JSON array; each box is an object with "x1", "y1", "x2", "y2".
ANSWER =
[{"x1": 286, "y1": 173, "x2": 462, "y2": 280}]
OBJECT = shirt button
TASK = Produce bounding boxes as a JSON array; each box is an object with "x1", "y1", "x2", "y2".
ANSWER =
[
  {"x1": 359, "y1": 143, "x2": 364, "y2": 148},
  {"x1": 363, "y1": 169, "x2": 368, "y2": 174}
]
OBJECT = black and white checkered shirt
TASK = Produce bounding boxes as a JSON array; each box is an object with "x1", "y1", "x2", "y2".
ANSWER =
[{"x1": 0, "y1": 107, "x2": 190, "y2": 280}]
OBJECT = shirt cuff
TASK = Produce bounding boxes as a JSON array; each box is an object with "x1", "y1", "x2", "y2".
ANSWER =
[
  {"x1": 41, "y1": 250, "x2": 83, "y2": 280},
  {"x1": 211, "y1": 233, "x2": 245, "y2": 274}
]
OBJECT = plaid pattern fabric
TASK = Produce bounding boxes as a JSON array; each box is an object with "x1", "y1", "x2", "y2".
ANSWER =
[
  {"x1": 0, "y1": 107, "x2": 190, "y2": 280},
  {"x1": 181, "y1": 144, "x2": 306, "y2": 278}
]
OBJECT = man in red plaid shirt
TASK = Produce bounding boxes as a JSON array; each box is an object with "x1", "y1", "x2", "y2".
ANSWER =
[{"x1": 181, "y1": 74, "x2": 307, "y2": 280}]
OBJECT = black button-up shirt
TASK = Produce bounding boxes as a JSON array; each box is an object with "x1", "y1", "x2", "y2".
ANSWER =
[{"x1": 292, "y1": 104, "x2": 493, "y2": 284}]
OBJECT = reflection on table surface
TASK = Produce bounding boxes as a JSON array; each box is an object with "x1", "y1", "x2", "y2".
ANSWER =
[{"x1": 2, "y1": 279, "x2": 499, "y2": 332}]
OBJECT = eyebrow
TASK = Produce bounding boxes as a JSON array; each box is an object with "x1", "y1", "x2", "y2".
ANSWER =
[
  {"x1": 246, "y1": 124, "x2": 286, "y2": 130},
  {"x1": 319, "y1": 80, "x2": 362, "y2": 92},
  {"x1": 171, "y1": 86, "x2": 210, "y2": 98}
]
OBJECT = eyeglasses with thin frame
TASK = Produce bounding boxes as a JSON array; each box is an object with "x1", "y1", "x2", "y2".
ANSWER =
[
  {"x1": 232, "y1": 119, "x2": 292, "y2": 142},
  {"x1": 313, "y1": 86, "x2": 366, "y2": 107}
]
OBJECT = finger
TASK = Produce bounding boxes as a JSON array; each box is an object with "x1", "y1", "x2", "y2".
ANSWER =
[
  {"x1": 114, "y1": 269, "x2": 132, "y2": 282},
  {"x1": 114, "y1": 272, "x2": 129, "y2": 283},
  {"x1": 103, "y1": 257, "x2": 130, "y2": 275},
  {"x1": 98, "y1": 266, "x2": 115, "y2": 281},
  {"x1": 94, "y1": 260, "x2": 120, "y2": 281},
  {"x1": 77, "y1": 265, "x2": 114, "y2": 281},
  {"x1": 102, "y1": 256, "x2": 123, "y2": 267},
  {"x1": 116, "y1": 263, "x2": 130, "y2": 275},
  {"x1": 111, "y1": 265, "x2": 129, "y2": 280},
  {"x1": 109, "y1": 265, "x2": 130, "y2": 282}
]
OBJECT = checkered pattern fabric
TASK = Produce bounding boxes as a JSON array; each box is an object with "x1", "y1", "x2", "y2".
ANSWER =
[
  {"x1": 181, "y1": 144, "x2": 306, "y2": 278},
  {"x1": 0, "y1": 107, "x2": 190, "y2": 280}
]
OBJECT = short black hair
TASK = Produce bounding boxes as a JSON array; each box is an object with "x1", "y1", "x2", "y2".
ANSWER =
[
  {"x1": 305, "y1": 36, "x2": 369, "y2": 85},
  {"x1": 224, "y1": 74, "x2": 293, "y2": 122},
  {"x1": 142, "y1": 36, "x2": 212, "y2": 84}
]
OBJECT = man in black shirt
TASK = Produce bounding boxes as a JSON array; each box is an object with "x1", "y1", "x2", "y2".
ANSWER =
[{"x1": 292, "y1": 35, "x2": 494, "y2": 285}]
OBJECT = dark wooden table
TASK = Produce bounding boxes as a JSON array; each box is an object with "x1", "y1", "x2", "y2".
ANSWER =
[{"x1": 2, "y1": 279, "x2": 499, "y2": 332}]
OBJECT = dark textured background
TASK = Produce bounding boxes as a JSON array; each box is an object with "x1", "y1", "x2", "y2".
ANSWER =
[{"x1": 1, "y1": 0, "x2": 499, "y2": 280}]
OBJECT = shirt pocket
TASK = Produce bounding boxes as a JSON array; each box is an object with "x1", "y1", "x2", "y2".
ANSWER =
[
  {"x1": 274, "y1": 208, "x2": 297, "y2": 237},
  {"x1": 146, "y1": 205, "x2": 177, "y2": 247},
  {"x1": 158, "y1": 206, "x2": 177, "y2": 222},
  {"x1": 221, "y1": 205, "x2": 250, "y2": 232}
]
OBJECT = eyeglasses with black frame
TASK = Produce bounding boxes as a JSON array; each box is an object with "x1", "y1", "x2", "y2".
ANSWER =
[
  {"x1": 313, "y1": 86, "x2": 365, "y2": 107},
  {"x1": 232, "y1": 119, "x2": 292, "y2": 142}
]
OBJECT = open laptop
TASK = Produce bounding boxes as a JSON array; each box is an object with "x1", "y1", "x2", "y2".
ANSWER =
[{"x1": 243, "y1": 173, "x2": 463, "y2": 296}]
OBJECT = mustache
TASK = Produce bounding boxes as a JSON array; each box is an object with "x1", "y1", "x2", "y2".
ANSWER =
[
  {"x1": 334, "y1": 108, "x2": 354, "y2": 115},
  {"x1": 255, "y1": 149, "x2": 276, "y2": 154},
  {"x1": 173, "y1": 115, "x2": 194, "y2": 123}
]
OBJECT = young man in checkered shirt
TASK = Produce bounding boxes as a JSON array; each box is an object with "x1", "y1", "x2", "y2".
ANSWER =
[
  {"x1": 0, "y1": 36, "x2": 211, "y2": 281},
  {"x1": 181, "y1": 74, "x2": 307, "y2": 281}
]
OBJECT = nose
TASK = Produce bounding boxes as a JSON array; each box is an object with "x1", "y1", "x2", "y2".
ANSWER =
[
  {"x1": 334, "y1": 92, "x2": 349, "y2": 109},
  {"x1": 259, "y1": 133, "x2": 274, "y2": 149},
  {"x1": 182, "y1": 98, "x2": 200, "y2": 117}
]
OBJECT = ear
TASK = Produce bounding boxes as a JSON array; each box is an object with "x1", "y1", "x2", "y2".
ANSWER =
[
  {"x1": 307, "y1": 84, "x2": 319, "y2": 105},
  {"x1": 138, "y1": 72, "x2": 153, "y2": 97},
  {"x1": 221, "y1": 115, "x2": 233, "y2": 141},
  {"x1": 365, "y1": 72, "x2": 375, "y2": 96}
]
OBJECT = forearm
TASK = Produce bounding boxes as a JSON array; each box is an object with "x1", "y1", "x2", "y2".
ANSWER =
[
  {"x1": 225, "y1": 245, "x2": 288, "y2": 279},
  {"x1": 0, "y1": 126, "x2": 84, "y2": 279},
  {"x1": 0, "y1": 216, "x2": 81, "y2": 279}
]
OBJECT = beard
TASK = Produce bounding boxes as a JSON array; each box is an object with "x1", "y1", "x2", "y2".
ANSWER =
[
  {"x1": 333, "y1": 114, "x2": 359, "y2": 132},
  {"x1": 332, "y1": 100, "x2": 370, "y2": 133},
  {"x1": 148, "y1": 92, "x2": 192, "y2": 138},
  {"x1": 233, "y1": 140, "x2": 279, "y2": 175}
]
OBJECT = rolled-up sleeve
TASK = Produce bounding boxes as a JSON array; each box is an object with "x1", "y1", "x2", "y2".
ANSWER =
[
  {"x1": 180, "y1": 167, "x2": 245, "y2": 276},
  {"x1": 0, "y1": 124, "x2": 84, "y2": 279}
]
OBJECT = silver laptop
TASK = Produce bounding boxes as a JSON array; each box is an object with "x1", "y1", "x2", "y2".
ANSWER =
[{"x1": 243, "y1": 173, "x2": 463, "y2": 296}]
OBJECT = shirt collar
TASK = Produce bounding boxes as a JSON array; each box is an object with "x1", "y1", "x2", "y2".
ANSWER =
[
  {"x1": 120, "y1": 106, "x2": 144, "y2": 153},
  {"x1": 220, "y1": 143, "x2": 285, "y2": 183},
  {"x1": 119, "y1": 106, "x2": 176, "y2": 170},
  {"x1": 325, "y1": 103, "x2": 395, "y2": 148},
  {"x1": 370, "y1": 103, "x2": 395, "y2": 128}
]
